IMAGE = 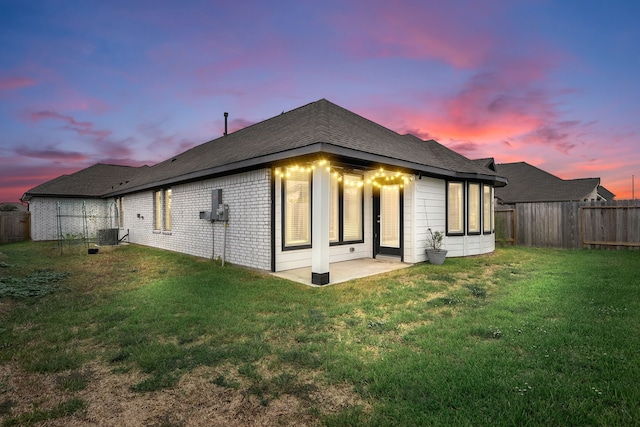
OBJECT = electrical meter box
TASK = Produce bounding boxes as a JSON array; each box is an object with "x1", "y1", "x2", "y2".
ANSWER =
[{"x1": 216, "y1": 204, "x2": 229, "y2": 221}]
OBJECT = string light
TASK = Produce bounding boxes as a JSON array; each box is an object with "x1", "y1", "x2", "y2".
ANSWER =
[{"x1": 274, "y1": 160, "x2": 413, "y2": 188}]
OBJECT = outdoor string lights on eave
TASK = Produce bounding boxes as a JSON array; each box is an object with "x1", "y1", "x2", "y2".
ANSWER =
[
  {"x1": 368, "y1": 168, "x2": 412, "y2": 189},
  {"x1": 274, "y1": 160, "x2": 413, "y2": 188}
]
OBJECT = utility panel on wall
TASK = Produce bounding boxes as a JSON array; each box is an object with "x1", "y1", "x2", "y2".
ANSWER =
[
  {"x1": 211, "y1": 189, "x2": 229, "y2": 221},
  {"x1": 211, "y1": 189, "x2": 222, "y2": 210}
]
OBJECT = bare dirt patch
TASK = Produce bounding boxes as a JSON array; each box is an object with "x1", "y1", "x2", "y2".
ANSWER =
[{"x1": 0, "y1": 361, "x2": 366, "y2": 426}]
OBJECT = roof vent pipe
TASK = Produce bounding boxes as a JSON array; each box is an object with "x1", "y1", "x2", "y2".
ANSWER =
[{"x1": 223, "y1": 112, "x2": 228, "y2": 136}]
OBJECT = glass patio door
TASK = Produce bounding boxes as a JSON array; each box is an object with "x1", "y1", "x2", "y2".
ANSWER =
[{"x1": 373, "y1": 184, "x2": 402, "y2": 257}]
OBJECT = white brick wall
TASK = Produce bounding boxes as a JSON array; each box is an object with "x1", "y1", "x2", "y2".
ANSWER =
[
  {"x1": 121, "y1": 169, "x2": 272, "y2": 271},
  {"x1": 29, "y1": 198, "x2": 59, "y2": 241},
  {"x1": 29, "y1": 197, "x2": 114, "y2": 241}
]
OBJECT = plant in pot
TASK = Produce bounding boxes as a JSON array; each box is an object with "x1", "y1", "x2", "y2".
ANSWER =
[{"x1": 425, "y1": 228, "x2": 447, "y2": 265}]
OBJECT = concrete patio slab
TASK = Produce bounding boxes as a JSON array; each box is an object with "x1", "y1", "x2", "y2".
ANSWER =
[{"x1": 272, "y1": 256, "x2": 411, "y2": 286}]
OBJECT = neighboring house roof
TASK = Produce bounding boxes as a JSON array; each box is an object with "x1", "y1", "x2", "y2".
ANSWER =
[
  {"x1": 596, "y1": 185, "x2": 615, "y2": 201},
  {"x1": 494, "y1": 162, "x2": 613, "y2": 203},
  {"x1": 22, "y1": 164, "x2": 145, "y2": 201},
  {"x1": 472, "y1": 158, "x2": 497, "y2": 172},
  {"x1": 23, "y1": 99, "x2": 507, "y2": 200},
  {"x1": 0, "y1": 202, "x2": 28, "y2": 211}
]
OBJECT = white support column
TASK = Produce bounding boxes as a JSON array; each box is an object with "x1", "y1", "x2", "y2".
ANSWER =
[{"x1": 311, "y1": 160, "x2": 330, "y2": 285}]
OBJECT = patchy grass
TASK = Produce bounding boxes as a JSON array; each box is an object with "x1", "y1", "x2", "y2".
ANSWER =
[
  {"x1": 1, "y1": 398, "x2": 86, "y2": 427},
  {"x1": 0, "y1": 242, "x2": 639, "y2": 425}
]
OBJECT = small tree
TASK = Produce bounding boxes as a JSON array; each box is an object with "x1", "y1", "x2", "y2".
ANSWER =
[{"x1": 426, "y1": 228, "x2": 444, "y2": 251}]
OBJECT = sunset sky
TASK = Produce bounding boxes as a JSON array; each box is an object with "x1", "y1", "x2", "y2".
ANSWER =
[{"x1": 1, "y1": 0, "x2": 638, "y2": 203}]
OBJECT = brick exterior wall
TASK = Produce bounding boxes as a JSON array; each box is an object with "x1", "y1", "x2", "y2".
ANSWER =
[
  {"x1": 119, "y1": 169, "x2": 272, "y2": 271},
  {"x1": 29, "y1": 197, "x2": 115, "y2": 241},
  {"x1": 29, "y1": 167, "x2": 494, "y2": 272}
]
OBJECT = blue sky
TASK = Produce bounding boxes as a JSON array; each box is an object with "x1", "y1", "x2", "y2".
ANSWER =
[{"x1": 1, "y1": 0, "x2": 638, "y2": 202}]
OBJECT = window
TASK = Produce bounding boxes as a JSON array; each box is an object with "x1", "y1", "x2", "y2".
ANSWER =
[
  {"x1": 117, "y1": 197, "x2": 124, "y2": 228},
  {"x1": 164, "y1": 189, "x2": 172, "y2": 231},
  {"x1": 282, "y1": 169, "x2": 363, "y2": 249},
  {"x1": 328, "y1": 172, "x2": 363, "y2": 244},
  {"x1": 154, "y1": 190, "x2": 162, "y2": 230},
  {"x1": 342, "y1": 174, "x2": 363, "y2": 242},
  {"x1": 447, "y1": 182, "x2": 464, "y2": 234},
  {"x1": 468, "y1": 183, "x2": 481, "y2": 234},
  {"x1": 483, "y1": 185, "x2": 493, "y2": 233},
  {"x1": 329, "y1": 174, "x2": 339, "y2": 243},
  {"x1": 284, "y1": 169, "x2": 311, "y2": 247},
  {"x1": 153, "y1": 189, "x2": 172, "y2": 232}
]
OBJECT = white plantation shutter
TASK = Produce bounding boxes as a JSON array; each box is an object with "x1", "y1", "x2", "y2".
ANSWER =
[
  {"x1": 468, "y1": 183, "x2": 480, "y2": 233},
  {"x1": 381, "y1": 184, "x2": 399, "y2": 247},
  {"x1": 154, "y1": 191, "x2": 162, "y2": 230},
  {"x1": 285, "y1": 170, "x2": 311, "y2": 246},
  {"x1": 118, "y1": 197, "x2": 124, "y2": 228},
  {"x1": 329, "y1": 174, "x2": 339, "y2": 242},
  {"x1": 343, "y1": 174, "x2": 363, "y2": 241},
  {"x1": 164, "y1": 189, "x2": 172, "y2": 231},
  {"x1": 448, "y1": 182, "x2": 464, "y2": 234},
  {"x1": 483, "y1": 185, "x2": 492, "y2": 233}
]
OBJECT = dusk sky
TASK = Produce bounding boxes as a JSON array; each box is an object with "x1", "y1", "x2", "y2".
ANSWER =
[{"x1": 1, "y1": 0, "x2": 639, "y2": 203}]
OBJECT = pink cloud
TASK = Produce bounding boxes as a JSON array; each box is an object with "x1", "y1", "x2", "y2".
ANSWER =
[
  {"x1": 27, "y1": 110, "x2": 112, "y2": 141},
  {"x1": 15, "y1": 146, "x2": 88, "y2": 162},
  {"x1": 367, "y1": 56, "x2": 582, "y2": 159},
  {"x1": 329, "y1": 0, "x2": 501, "y2": 68},
  {"x1": 0, "y1": 162, "x2": 85, "y2": 203},
  {"x1": 0, "y1": 76, "x2": 36, "y2": 91}
]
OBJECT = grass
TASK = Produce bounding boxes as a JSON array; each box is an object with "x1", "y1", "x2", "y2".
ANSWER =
[{"x1": 0, "y1": 241, "x2": 639, "y2": 425}]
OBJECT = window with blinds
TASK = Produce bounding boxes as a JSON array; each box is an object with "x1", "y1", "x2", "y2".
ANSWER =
[
  {"x1": 468, "y1": 183, "x2": 481, "y2": 234},
  {"x1": 447, "y1": 182, "x2": 464, "y2": 234},
  {"x1": 154, "y1": 190, "x2": 162, "y2": 230},
  {"x1": 329, "y1": 174, "x2": 339, "y2": 243},
  {"x1": 483, "y1": 184, "x2": 492, "y2": 233},
  {"x1": 117, "y1": 197, "x2": 124, "y2": 228},
  {"x1": 164, "y1": 189, "x2": 172, "y2": 231},
  {"x1": 343, "y1": 174, "x2": 363, "y2": 242},
  {"x1": 284, "y1": 170, "x2": 311, "y2": 247}
]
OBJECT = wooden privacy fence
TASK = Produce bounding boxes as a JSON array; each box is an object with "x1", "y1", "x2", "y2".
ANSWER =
[
  {"x1": 496, "y1": 200, "x2": 640, "y2": 249},
  {"x1": 0, "y1": 211, "x2": 31, "y2": 244}
]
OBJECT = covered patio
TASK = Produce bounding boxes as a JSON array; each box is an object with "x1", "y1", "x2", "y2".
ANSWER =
[{"x1": 272, "y1": 256, "x2": 410, "y2": 286}]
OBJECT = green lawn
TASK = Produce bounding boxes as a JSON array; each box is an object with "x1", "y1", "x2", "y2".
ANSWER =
[{"x1": 0, "y1": 242, "x2": 639, "y2": 426}]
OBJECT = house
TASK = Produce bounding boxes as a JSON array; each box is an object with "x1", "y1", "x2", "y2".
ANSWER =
[
  {"x1": 22, "y1": 99, "x2": 507, "y2": 285},
  {"x1": 0, "y1": 202, "x2": 28, "y2": 212},
  {"x1": 485, "y1": 161, "x2": 615, "y2": 206},
  {"x1": 474, "y1": 160, "x2": 617, "y2": 249}
]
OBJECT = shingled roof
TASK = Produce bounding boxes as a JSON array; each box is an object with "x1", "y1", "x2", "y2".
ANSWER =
[
  {"x1": 494, "y1": 162, "x2": 608, "y2": 203},
  {"x1": 22, "y1": 164, "x2": 145, "y2": 201},
  {"x1": 24, "y1": 99, "x2": 507, "y2": 200},
  {"x1": 103, "y1": 99, "x2": 505, "y2": 196}
]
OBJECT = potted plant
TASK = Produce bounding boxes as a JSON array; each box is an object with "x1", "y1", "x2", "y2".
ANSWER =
[{"x1": 425, "y1": 228, "x2": 447, "y2": 265}]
